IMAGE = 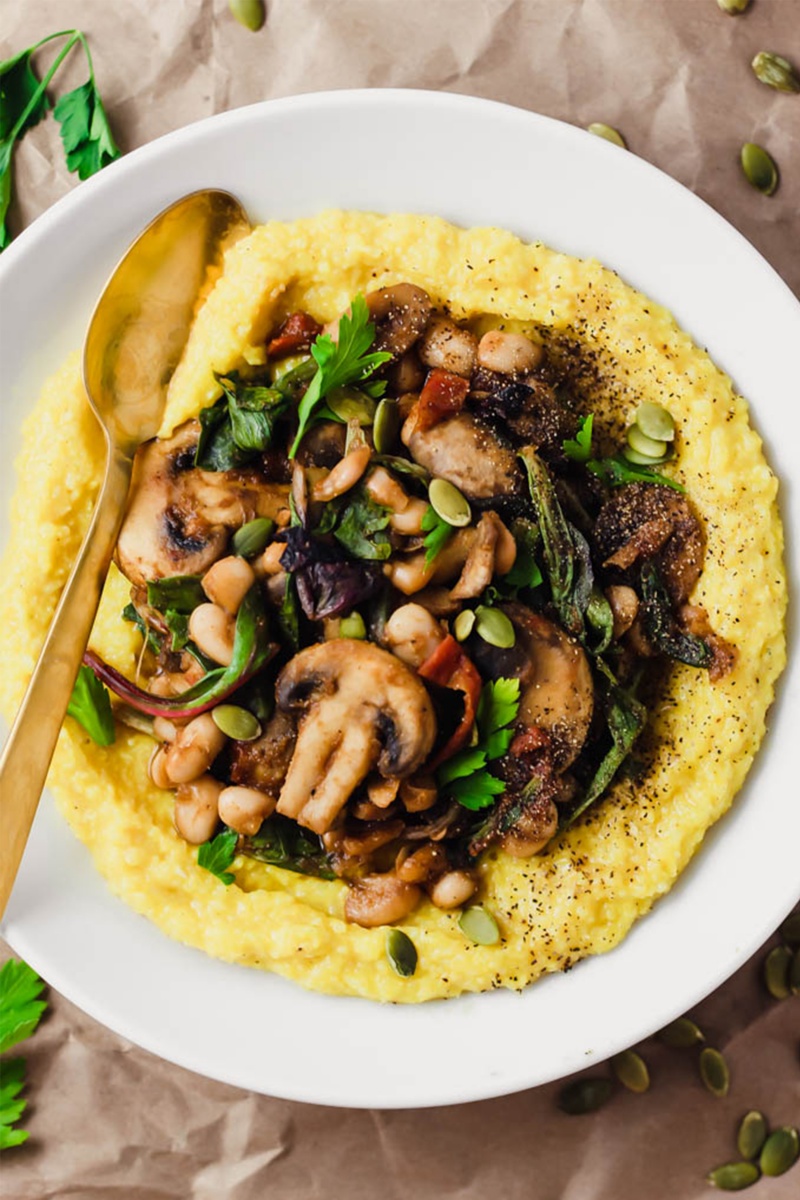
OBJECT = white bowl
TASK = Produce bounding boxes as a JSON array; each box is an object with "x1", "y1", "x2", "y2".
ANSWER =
[{"x1": 1, "y1": 90, "x2": 798, "y2": 1109}]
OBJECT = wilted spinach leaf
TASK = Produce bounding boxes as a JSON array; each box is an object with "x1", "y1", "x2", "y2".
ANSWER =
[
  {"x1": 242, "y1": 814, "x2": 335, "y2": 879},
  {"x1": 334, "y1": 487, "x2": 392, "y2": 561}
]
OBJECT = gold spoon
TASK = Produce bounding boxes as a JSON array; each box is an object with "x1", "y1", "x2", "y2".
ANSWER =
[{"x1": 0, "y1": 189, "x2": 250, "y2": 918}]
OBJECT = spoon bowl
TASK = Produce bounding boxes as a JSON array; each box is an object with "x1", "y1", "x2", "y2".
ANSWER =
[{"x1": 0, "y1": 188, "x2": 250, "y2": 917}]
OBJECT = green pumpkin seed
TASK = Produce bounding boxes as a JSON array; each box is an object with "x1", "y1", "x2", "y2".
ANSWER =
[
  {"x1": 737, "y1": 1111, "x2": 768, "y2": 1161},
  {"x1": 764, "y1": 944, "x2": 792, "y2": 999},
  {"x1": 232, "y1": 517, "x2": 275, "y2": 559},
  {"x1": 699, "y1": 1047, "x2": 730, "y2": 1098},
  {"x1": 453, "y1": 609, "x2": 476, "y2": 642},
  {"x1": 458, "y1": 906, "x2": 500, "y2": 946},
  {"x1": 327, "y1": 385, "x2": 377, "y2": 426},
  {"x1": 475, "y1": 605, "x2": 516, "y2": 649},
  {"x1": 741, "y1": 143, "x2": 779, "y2": 196},
  {"x1": 228, "y1": 0, "x2": 266, "y2": 31},
  {"x1": 658, "y1": 1016, "x2": 705, "y2": 1048},
  {"x1": 707, "y1": 1162, "x2": 760, "y2": 1191},
  {"x1": 373, "y1": 397, "x2": 401, "y2": 453},
  {"x1": 339, "y1": 612, "x2": 366, "y2": 640},
  {"x1": 635, "y1": 401, "x2": 676, "y2": 443},
  {"x1": 751, "y1": 51, "x2": 800, "y2": 94},
  {"x1": 610, "y1": 1049, "x2": 650, "y2": 1094},
  {"x1": 623, "y1": 443, "x2": 668, "y2": 467},
  {"x1": 212, "y1": 704, "x2": 261, "y2": 742},
  {"x1": 428, "y1": 477, "x2": 471, "y2": 527},
  {"x1": 790, "y1": 947, "x2": 800, "y2": 994},
  {"x1": 587, "y1": 123, "x2": 626, "y2": 148},
  {"x1": 627, "y1": 425, "x2": 669, "y2": 461},
  {"x1": 780, "y1": 910, "x2": 800, "y2": 947},
  {"x1": 558, "y1": 1077, "x2": 614, "y2": 1115},
  {"x1": 760, "y1": 1127, "x2": 800, "y2": 1177},
  {"x1": 717, "y1": 0, "x2": 751, "y2": 12},
  {"x1": 386, "y1": 929, "x2": 417, "y2": 977}
]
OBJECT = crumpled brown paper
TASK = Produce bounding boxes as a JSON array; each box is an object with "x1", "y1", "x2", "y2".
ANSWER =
[{"x1": 1, "y1": 1, "x2": 798, "y2": 1196}]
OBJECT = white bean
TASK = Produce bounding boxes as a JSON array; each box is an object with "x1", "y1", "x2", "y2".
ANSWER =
[
  {"x1": 164, "y1": 712, "x2": 227, "y2": 785},
  {"x1": 218, "y1": 785, "x2": 276, "y2": 836},
  {"x1": 418, "y1": 316, "x2": 477, "y2": 378},
  {"x1": 384, "y1": 603, "x2": 445, "y2": 668},
  {"x1": 477, "y1": 330, "x2": 544, "y2": 375},
  {"x1": 389, "y1": 497, "x2": 428, "y2": 536},
  {"x1": 428, "y1": 870, "x2": 476, "y2": 910},
  {"x1": 174, "y1": 775, "x2": 224, "y2": 845},
  {"x1": 188, "y1": 603, "x2": 235, "y2": 665},
  {"x1": 148, "y1": 745, "x2": 172, "y2": 790},
  {"x1": 312, "y1": 445, "x2": 371, "y2": 501},
  {"x1": 202, "y1": 555, "x2": 255, "y2": 614}
]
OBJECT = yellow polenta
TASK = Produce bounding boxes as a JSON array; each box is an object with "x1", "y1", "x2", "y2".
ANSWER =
[{"x1": 0, "y1": 211, "x2": 786, "y2": 1002}]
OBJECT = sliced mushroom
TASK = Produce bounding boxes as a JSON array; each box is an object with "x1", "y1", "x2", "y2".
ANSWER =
[
  {"x1": 365, "y1": 283, "x2": 432, "y2": 358},
  {"x1": 401, "y1": 411, "x2": 522, "y2": 501},
  {"x1": 592, "y1": 483, "x2": 705, "y2": 605},
  {"x1": 116, "y1": 421, "x2": 290, "y2": 587},
  {"x1": 471, "y1": 602, "x2": 593, "y2": 770},
  {"x1": 500, "y1": 789, "x2": 559, "y2": 858},
  {"x1": 275, "y1": 641, "x2": 436, "y2": 834},
  {"x1": 450, "y1": 511, "x2": 516, "y2": 601}
]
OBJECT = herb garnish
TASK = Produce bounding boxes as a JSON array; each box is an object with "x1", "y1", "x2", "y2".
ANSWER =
[
  {"x1": 562, "y1": 413, "x2": 594, "y2": 463},
  {"x1": 586, "y1": 453, "x2": 684, "y2": 492},
  {"x1": 197, "y1": 829, "x2": 238, "y2": 885},
  {"x1": 195, "y1": 372, "x2": 291, "y2": 470},
  {"x1": 0, "y1": 959, "x2": 47, "y2": 1150},
  {"x1": 1, "y1": 31, "x2": 119, "y2": 249},
  {"x1": 421, "y1": 504, "x2": 454, "y2": 565},
  {"x1": 289, "y1": 295, "x2": 391, "y2": 457},
  {"x1": 242, "y1": 814, "x2": 335, "y2": 879},
  {"x1": 438, "y1": 677, "x2": 520, "y2": 810},
  {"x1": 66, "y1": 664, "x2": 116, "y2": 746},
  {"x1": 334, "y1": 487, "x2": 393, "y2": 561}
]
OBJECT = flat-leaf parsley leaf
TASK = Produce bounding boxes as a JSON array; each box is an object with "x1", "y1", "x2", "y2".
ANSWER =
[
  {"x1": 438, "y1": 677, "x2": 521, "y2": 810},
  {"x1": 0, "y1": 958, "x2": 48, "y2": 1151},
  {"x1": 562, "y1": 413, "x2": 594, "y2": 463},
  {"x1": 289, "y1": 295, "x2": 391, "y2": 457},
  {"x1": 198, "y1": 829, "x2": 238, "y2": 885}
]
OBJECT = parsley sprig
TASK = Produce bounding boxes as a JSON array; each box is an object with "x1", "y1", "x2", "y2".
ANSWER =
[
  {"x1": 437, "y1": 678, "x2": 521, "y2": 810},
  {"x1": 198, "y1": 829, "x2": 238, "y2": 885},
  {"x1": 562, "y1": 413, "x2": 594, "y2": 463},
  {"x1": 66, "y1": 664, "x2": 116, "y2": 746},
  {"x1": 0, "y1": 30, "x2": 120, "y2": 249},
  {"x1": 289, "y1": 295, "x2": 391, "y2": 457},
  {"x1": 0, "y1": 959, "x2": 48, "y2": 1150}
]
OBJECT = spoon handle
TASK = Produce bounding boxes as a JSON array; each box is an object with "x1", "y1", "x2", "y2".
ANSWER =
[{"x1": 0, "y1": 444, "x2": 133, "y2": 919}]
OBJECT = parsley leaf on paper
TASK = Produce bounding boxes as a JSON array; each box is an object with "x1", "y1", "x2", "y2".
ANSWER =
[
  {"x1": 0, "y1": 958, "x2": 48, "y2": 1151},
  {"x1": 66, "y1": 664, "x2": 116, "y2": 746},
  {"x1": 198, "y1": 829, "x2": 238, "y2": 885},
  {"x1": 289, "y1": 295, "x2": 392, "y2": 457},
  {"x1": 0, "y1": 31, "x2": 119, "y2": 251},
  {"x1": 54, "y1": 76, "x2": 119, "y2": 180},
  {"x1": 438, "y1": 678, "x2": 521, "y2": 810},
  {"x1": 421, "y1": 504, "x2": 454, "y2": 566},
  {"x1": 562, "y1": 413, "x2": 594, "y2": 464}
]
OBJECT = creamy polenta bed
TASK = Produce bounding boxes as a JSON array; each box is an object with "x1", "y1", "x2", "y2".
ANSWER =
[{"x1": 0, "y1": 212, "x2": 786, "y2": 1002}]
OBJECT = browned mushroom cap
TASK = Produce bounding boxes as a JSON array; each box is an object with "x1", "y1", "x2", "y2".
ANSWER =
[
  {"x1": 275, "y1": 641, "x2": 437, "y2": 834},
  {"x1": 501, "y1": 789, "x2": 559, "y2": 858},
  {"x1": 471, "y1": 601, "x2": 594, "y2": 770},
  {"x1": 228, "y1": 709, "x2": 297, "y2": 796},
  {"x1": 116, "y1": 421, "x2": 290, "y2": 587},
  {"x1": 592, "y1": 483, "x2": 705, "y2": 605},
  {"x1": 401, "y1": 410, "x2": 522, "y2": 501},
  {"x1": 365, "y1": 283, "x2": 432, "y2": 358}
]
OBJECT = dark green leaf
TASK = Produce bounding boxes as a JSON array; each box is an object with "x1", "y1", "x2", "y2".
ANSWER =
[
  {"x1": 504, "y1": 518, "x2": 543, "y2": 590},
  {"x1": 121, "y1": 601, "x2": 161, "y2": 653},
  {"x1": 242, "y1": 815, "x2": 335, "y2": 879},
  {"x1": 640, "y1": 562, "x2": 712, "y2": 668},
  {"x1": 195, "y1": 395, "x2": 249, "y2": 470},
  {"x1": 562, "y1": 413, "x2": 594, "y2": 463},
  {"x1": 146, "y1": 575, "x2": 206, "y2": 614},
  {"x1": 54, "y1": 78, "x2": 119, "y2": 181},
  {"x1": 66, "y1": 664, "x2": 115, "y2": 746},
  {"x1": 0, "y1": 49, "x2": 49, "y2": 142},
  {"x1": 197, "y1": 829, "x2": 237, "y2": 885},
  {"x1": 565, "y1": 668, "x2": 646, "y2": 827},
  {"x1": 519, "y1": 448, "x2": 578, "y2": 629},
  {"x1": 334, "y1": 487, "x2": 392, "y2": 561},
  {"x1": 586, "y1": 453, "x2": 684, "y2": 492},
  {"x1": 278, "y1": 574, "x2": 300, "y2": 651},
  {"x1": 0, "y1": 961, "x2": 47, "y2": 1055},
  {"x1": 163, "y1": 610, "x2": 190, "y2": 652}
]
